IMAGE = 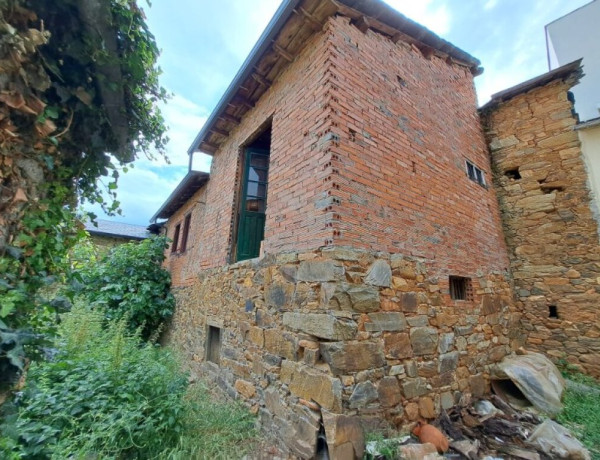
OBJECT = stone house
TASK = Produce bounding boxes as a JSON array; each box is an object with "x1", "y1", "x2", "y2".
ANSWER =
[
  {"x1": 84, "y1": 219, "x2": 149, "y2": 250},
  {"x1": 481, "y1": 60, "x2": 600, "y2": 377},
  {"x1": 154, "y1": 0, "x2": 521, "y2": 457}
]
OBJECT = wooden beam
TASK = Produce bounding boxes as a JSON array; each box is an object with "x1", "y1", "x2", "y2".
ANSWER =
[
  {"x1": 251, "y1": 72, "x2": 271, "y2": 87},
  {"x1": 201, "y1": 142, "x2": 219, "y2": 153},
  {"x1": 227, "y1": 96, "x2": 254, "y2": 110},
  {"x1": 210, "y1": 127, "x2": 229, "y2": 137},
  {"x1": 353, "y1": 16, "x2": 370, "y2": 34},
  {"x1": 235, "y1": 96, "x2": 255, "y2": 110},
  {"x1": 295, "y1": 7, "x2": 323, "y2": 30},
  {"x1": 219, "y1": 113, "x2": 241, "y2": 124},
  {"x1": 417, "y1": 44, "x2": 435, "y2": 60},
  {"x1": 391, "y1": 31, "x2": 414, "y2": 45},
  {"x1": 273, "y1": 43, "x2": 294, "y2": 62}
]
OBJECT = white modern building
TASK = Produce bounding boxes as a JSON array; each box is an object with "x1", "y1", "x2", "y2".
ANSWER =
[{"x1": 546, "y1": 0, "x2": 600, "y2": 219}]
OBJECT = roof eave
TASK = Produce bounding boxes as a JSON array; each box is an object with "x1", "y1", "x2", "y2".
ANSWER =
[
  {"x1": 150, "y1": 171, "x2": 210, "y2": 222},
  {"x1": 188, "y1": 0, "x2": 482, "y2": 157},
  {"x1": 480, "y1": 59, "x2": 583, "y2": 111},
  {"x1": 187, "y1": 0, "x2": 303, "y2": 157}
]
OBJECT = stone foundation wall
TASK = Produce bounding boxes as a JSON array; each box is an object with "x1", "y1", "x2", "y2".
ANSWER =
[
  {"x1": 164, "y1": 248, "x2": 514, "y2": 458},
  {"x1": 482, "y1": 77, "x2": 600, "y2": 377}
]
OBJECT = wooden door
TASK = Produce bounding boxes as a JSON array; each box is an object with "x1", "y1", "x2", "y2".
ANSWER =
[{"x1": 236, "y1": 148, "x2": 269, "y2": 261}]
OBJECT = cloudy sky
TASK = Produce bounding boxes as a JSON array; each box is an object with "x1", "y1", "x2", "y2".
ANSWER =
[{"x1": 88, "y1": 0, "x2": 591, "y2": 226}]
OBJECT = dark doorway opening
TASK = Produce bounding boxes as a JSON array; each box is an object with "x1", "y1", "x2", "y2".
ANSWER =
[{"x1": 236, "y1": 124, "x2": 271, "y2": 262}]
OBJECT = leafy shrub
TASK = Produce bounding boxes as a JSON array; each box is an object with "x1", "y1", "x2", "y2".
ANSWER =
[
  {"x1": 0, "y1": 306, "x2": 256, "y2": 459},
  {"x1": 71, "y1": 235, "x2": 174, "y2": 339}
]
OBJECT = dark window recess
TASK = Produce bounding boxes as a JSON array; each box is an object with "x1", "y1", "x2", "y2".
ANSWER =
[
  {"x1": 548, "y1": 305, "x2": 559, "y2": 319},
  {"x1": 504, "y1": 168, "x2": 521, "y2": 180},
  {"x1": 206, "y1": 326, "x2": 222, "y2": 364},
  {"x1": 449, "y1": 276, "x2": 473, "y2": 301},
  {"x1": 180, "y1": 214, "x2": 191, "y2": 252},
  {"x1": 397, "y1": 75, "x2": 407, "y2": 87},
  {"x1": 171, "y1": 223, "x2": 181, "y2": 253},
  {"x1": 466, "y1": 160, "x2": 486, "y2": 187},
  {"x1": 236, "y1": 123, "x2": 271, "y2": 262}
]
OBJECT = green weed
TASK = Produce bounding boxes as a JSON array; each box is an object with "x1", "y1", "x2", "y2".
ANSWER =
[
  {"x1": 557, "y1": 366, "x2": 600, "y2": 460},
  {"x1": 0, "y1": 305, "x2": 256, "y2": 459}
]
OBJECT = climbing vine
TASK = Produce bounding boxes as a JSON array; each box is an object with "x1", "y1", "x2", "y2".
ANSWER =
[{"x1": 0, "y1": 0, "x2": 168, "y2": 384}]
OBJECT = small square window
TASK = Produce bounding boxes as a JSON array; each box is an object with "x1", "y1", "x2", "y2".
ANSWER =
[
  {"x1": 449, "y1": 276, "x2": 473, "y2": 301},
  {"x1": 206, "y1": 325, "x2": 222, "y2": 364},
  {"x1": 171, "y1": 223, "x2": 181, "y2": 253},
  {"x1": 466, "y1": 160, "x2": 486, "y2": 187}
]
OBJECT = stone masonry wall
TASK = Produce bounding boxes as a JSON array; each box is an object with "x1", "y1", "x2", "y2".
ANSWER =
[
  {"x1": 482, "y1": 78, "x2": 600, "y2": 377},
  {"x1": 164, "y1": 248, "x2": 514, "y2": 458}
]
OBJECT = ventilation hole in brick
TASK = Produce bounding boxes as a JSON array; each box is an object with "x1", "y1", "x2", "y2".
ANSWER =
[
  {"x1": 548, "y1": 305, "x2": 559, "y2": 319},
  {"x1": 412, "y1": 161, "x2": 417, "y2": 173},
  {"x1": 449, "y1": 276, "x2": 473, "y2": 301},
  {"x1": 397, "y1": 75, "x2": 407, "y2": 87},
  {"x1": 349, "y1": 129, "x2": 357, "y2": 142},
  {"x1": 504, "y1": 168, "x2": 521, "y2": 180}
]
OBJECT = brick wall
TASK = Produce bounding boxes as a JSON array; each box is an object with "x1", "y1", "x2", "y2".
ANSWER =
[
  {"x1": 482, "y1": 79, "x2": 600, "y2": 377},
  {"x1": 168, "y1": 16, "x2": 510, "y2": 290},
  {"x1": 164, "y1": 186, "x2": 207, "y2": 287},
  {"x1": 324, "y1": 17, "x2": 510, "y2": 279},
  {"x1": 170, "y1": 23, "x2": 341, "y2": 274}
]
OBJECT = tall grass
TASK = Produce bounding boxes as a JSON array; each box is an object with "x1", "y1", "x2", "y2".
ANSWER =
[
  {"x1": 0, "y1": 305, "x2": 256, "y2": 459},
  {"x1": 556, "y1": 370, "x2": 600, "y2": 460}
]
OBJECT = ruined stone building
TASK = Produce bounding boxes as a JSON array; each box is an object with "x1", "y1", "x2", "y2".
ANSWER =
[{"x1": 152, "y1": 0, "x2": 599, "y2": 457}]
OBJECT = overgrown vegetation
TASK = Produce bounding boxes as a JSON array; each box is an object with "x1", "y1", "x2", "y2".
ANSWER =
[
  {"x1": 558, "y1": 366, "x2": 600, "y2": 459},
  {"x1": 0, "y1": 0, "x2": 168, "y2": 384},
  {"x1": 69, "y1": 236, "x2": 175, "y2": 339},
  {"x1": 0, "y1": 306, "x2": 256, "y2": 459},
  {"x1": 363, "y1": 431, "x2": 402, "y2": 460}
]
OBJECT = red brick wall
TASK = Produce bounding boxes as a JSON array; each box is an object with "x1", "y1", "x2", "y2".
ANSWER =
[
  {"x1": 164, "y1": 186, "x2": 207, "y2": 287},
  {"x1": 170, "y1": 23, "x2": 341, "y2": 276},
  {"x1": 168, "y1": 16, "x2": 510, "y2": 286},
  {"x1": 323, "y1": 16, "x2": 510, "y2": 278}
]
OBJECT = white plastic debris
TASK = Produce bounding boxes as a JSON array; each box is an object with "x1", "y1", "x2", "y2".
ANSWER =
[
  {"x1": 527, "y1": 419, "x2": 591, "y2": 460},
  {"x1": 474, "y1": 399, "x2": 503, "y2": 417}
]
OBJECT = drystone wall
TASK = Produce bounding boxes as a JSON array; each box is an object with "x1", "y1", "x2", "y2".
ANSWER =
[
  {"x1": 482, "y1": 78, "x2": 600, "y2": 377},
  {"x1": 164, "y1": 247, "x2": 514, "y2": 458}
]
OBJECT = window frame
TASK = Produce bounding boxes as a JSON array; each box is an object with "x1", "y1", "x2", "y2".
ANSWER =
[
  {"x1": 465, "y1": 160, "x2": 486, "y2": 188},
  {"x1": 171, "y1": 223, "x2": 181, "y2": 253},
  {"x1": 180, "y1": 213, "x2": 192, "y2": 253}
]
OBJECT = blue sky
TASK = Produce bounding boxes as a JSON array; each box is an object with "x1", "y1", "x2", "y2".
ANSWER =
[{"x1": 88, "y1": 0, "x2": 591, "y2": 226}]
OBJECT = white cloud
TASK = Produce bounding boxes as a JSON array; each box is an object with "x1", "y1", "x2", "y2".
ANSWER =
[
  {"x1": 85, "y1": 165, "x2": 186, "y2": 225},
  {"x1": 139, "y1": 94, "x2": 209, "y2": 169},
  {"x1": 383, "y1": 0, "x2": 451, "y2": 35},
  {"x1": 226, "y1": 0, "x2": 282, "y2": 61},
  {"x1": 484, "y1": 0, "x2": 498, "y2": 11}
]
